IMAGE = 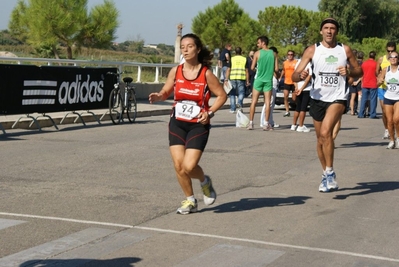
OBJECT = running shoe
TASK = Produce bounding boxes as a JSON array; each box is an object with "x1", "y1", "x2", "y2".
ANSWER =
[
  {"x1": 247, "y1": 122, "x2": 254, "y2": 130},
  {"x1": 263, "y1": 124, "x2": 273, "y2": 131},
  {"x1": 201, "y1": 176, "x2": 216, "y2": 205},
  {"x1": 326, "y1": 171, "x2": 338, "y2": 191},
  {"x1": 296, "y1": 125, "x2": 310, "y2": 132},
  {"x1": 382, "y1": 129, "x2": 390, "y2": 139},
  {"x1": 272, "y1": 123, "x2": 280, "y2": 128},
  {"x1": 318, "y1": 175, "x2": 329, "y2": 193},
  {"x1": 386, "y1": 141, "x2": 395, "y2": 149},
  {"x1": 283, "y1": 112, "x2": 290, "y2": 117},
  {"x1": 176, "y1": 199, "x2": 198, "y2": 215},
  {"x1": 290, "y1": 124, "x2": 297, "y2": 131}
]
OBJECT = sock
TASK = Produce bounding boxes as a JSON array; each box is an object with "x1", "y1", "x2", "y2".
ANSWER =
[
  {"x1": 200, "y1": 176, "x2": 208, "y2": 186},
  {"x1": 187, "y1": 195, "x2": 196, "y2": 202},
  {"x1": 265, "y1": 121, "x2": 269, "y2": 126},
  {"x1": 325, "y1": 167, "x2": 333, "y2": 174},
  {"x1": 249, "y1": 120, "x2": 253, "y2": 124}
]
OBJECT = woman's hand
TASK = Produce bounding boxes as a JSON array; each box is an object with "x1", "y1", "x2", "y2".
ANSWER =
[
  {"x1": 149, "y1": 92, "x2": 163, "y2": 104},
  {"x1": 197, "y1": 111, "x2": 210, "y2": 125}
]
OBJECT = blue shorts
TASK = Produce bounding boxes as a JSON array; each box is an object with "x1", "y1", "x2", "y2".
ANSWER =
[{"x1": 378, "y1": 88, "x2": 386, "y2": 100}]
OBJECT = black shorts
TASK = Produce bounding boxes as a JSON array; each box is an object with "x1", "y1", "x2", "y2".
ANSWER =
[
  {"x1": 309, "y1": 99, "x2": 346, "y2": 121},
  {"x1": 169, "y1": 116, "x2": 210, "y2": 151},
  {"x1": 283, "y1": 83, "x2": 295, "y2": 91},
  {"x1": 295, "y1": 91, "x2": 310, "y2": 112},
  {"x1": 349, "y1": 83, "x2": 361, "y2": 94}
]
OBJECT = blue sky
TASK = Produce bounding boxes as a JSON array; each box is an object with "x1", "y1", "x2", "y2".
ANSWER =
[{"x1": 0, "y1": 0, "x2": 318, "y2": 45}]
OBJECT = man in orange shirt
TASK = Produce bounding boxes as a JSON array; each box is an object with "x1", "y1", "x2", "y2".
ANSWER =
[{"x1": 280, "y1": 50, "x2": 298, "y2": 117}]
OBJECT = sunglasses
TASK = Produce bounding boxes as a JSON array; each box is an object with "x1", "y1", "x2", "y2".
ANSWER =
[
  {"x1": 389, "y1": 55, "x2": 398, "y2": 59},
  {"x1": 387, "y1": 50, "x2": 395, "y2": 53},
  {"x1": 287, "y1": 53, "x2": 294, "y2": 56}
]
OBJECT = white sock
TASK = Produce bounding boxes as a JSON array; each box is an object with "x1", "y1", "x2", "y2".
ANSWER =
[
  {"x1": 249, "y1": 120, "x2": 253, "y2": 124},
  {"x1": 325, "y1": 167, "x2": 333, "y2": 174},
  {"x1": 187, "y1": 195, "x2": 196, "y2": 202}
]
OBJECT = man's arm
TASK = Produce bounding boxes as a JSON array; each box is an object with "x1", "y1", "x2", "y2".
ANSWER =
[
  {"x1": 345, "y1": 45, "x2": 363, "y2": 78},
  {"x1": 292, "y1": 46, "x2": 314, "y2": 82},
  {"x1": 251, "y1": 51, "x2": 259, "y2": 71}
]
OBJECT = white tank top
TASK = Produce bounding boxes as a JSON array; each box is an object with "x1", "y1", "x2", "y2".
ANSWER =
[
  {"x1": 384, "y1": 66, "x2": 399, "y2": 100},
  {"x1": 311, "y1": 42, "x2": 348, "y2": 102}
]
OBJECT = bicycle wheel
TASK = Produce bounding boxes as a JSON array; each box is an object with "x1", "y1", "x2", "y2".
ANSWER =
[
  {"x1": 126, "y1": 89, "x2": 137, "y2": 123},
  {"x1": 109, "y1": 88, "x2": 122, "y2": 124}
]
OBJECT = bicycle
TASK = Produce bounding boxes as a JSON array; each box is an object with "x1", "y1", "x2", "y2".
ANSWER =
[{"x1": 107, "y1": 71, "x2": 137, "y2": 124}]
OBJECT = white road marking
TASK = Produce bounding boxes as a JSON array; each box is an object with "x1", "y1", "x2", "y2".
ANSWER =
[
  {"x1": 1, "y1": 211, "x2": 399, "y2": 263},
  {"x1": 0, "y1": 218, "x2": 26, "y2": 230}
]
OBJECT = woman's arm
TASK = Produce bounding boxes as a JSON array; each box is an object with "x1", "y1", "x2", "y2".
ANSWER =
[{"x1": 149, "y1": 66, "x2": 177, "y2": 103}]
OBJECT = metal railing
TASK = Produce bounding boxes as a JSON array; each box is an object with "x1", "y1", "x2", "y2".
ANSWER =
[{"x1": 0, "y1": 57, "x2": 220, "y2": 83}]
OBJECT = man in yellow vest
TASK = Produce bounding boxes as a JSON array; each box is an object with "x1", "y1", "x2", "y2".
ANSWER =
[
  {"x1": 377, "y1": 41, "x2": 396, "y2": 139},
  {"x1": 225, "y1": 47, "x2": 249, "y2": 113}
]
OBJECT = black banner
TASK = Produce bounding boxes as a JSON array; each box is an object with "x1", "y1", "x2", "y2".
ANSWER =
[{"x1": 0, "y1": 64, "x2": 117, "y2": 115}]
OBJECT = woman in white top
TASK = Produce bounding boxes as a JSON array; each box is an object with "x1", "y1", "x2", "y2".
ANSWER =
[
  {"x1": 291, "y1": 56, "x2": 312, "y2": 132},
  {"x1": 378, "y1": 50, "x2": 399, "y2": 149}
]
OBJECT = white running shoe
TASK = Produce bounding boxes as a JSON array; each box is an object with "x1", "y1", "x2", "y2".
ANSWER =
[
  {"x1": 326, "y1": 171, "x2": 338, "y2": 191},
  {"x1": 272, "y1": 123, "x2": 280, "y2": 128},
  {"x1": 318, "y1": 175, "x2": 329, "y2": 192},
  {"x1": 386, "y1": 141, "x2": 395, "y2": 149},
  {"x1": 382, "y1": 129, "x2": 390, "y2": 139},
  {"x1": 296, "y1": 125, "x2": 310, "y2": 132},
  {"x1": 176, "y1": 199, "x2": 198, "y2": 215},
  {"x1": 290, "y1": 125, "x2": 297, "y2": 131}
]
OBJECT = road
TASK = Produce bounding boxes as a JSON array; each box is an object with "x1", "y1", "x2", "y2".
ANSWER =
[{"x1": 0, "y1": 105, "x2": 398, "y2": 267}]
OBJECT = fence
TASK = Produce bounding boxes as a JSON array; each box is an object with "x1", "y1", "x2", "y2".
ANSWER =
[{"x1": 0, "y1": 56, "x2": 221, "y2": 133}]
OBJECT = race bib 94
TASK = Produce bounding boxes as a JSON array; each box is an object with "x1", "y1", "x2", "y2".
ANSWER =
[{"x1": 175, "y1": 101, "x2": 201, "y2": 121}]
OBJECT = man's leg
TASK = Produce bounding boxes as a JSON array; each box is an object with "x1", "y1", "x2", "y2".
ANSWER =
[
  {"x1": 358, "y1": 88, "x2": 369, "y2": 117},
  {"x1": 237, "y1": 80, "x2": 245, "y2": 108},
  {"x1": 263, "y1": 90, "x2": 272, "y2": 129},
  {"x1": 283, "y1": 88, "x2": 290, "y2": 114},
  {"x1": 249, "y1": 89, "x2": 261, "y2": 121},
  {"x1": 369, "y1": 89, "x2": 378, "y2": 118}
]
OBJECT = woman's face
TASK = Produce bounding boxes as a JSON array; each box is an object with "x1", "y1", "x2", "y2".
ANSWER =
[
  {"x1": 180, "y1": 37, "x2": 200, "y2": 61},
  {"x1": 389, "y1": 52, "x2": 399, "y2": 65}
]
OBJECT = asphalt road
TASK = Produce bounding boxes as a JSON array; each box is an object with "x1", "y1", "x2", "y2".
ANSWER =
[{"x1": 0, "y1": 105, "x2": 398, "y2": 267}]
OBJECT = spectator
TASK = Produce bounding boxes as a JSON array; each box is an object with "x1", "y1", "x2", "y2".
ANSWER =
[
  {"x1": 247, "y1": 36, "x2": 279, "y2": 130},
  {"x1": 246, "y1": 50, "x2": 255, "y2": 97},
  {"x1": 280, "y1": 50, "x2": 298, "y2": 117},
  {"x1": 348, "y1": 50, "x2": 363, "y2": 115},
  {"x1": 225, "y1": 47, "x2": 249, "y2": 113},
  {"x1": 358, "y1": 51, "x2": 378, "y2": 119},
  {"x1": 218, "y1": 43, "x2": 232, "y2": 82}
]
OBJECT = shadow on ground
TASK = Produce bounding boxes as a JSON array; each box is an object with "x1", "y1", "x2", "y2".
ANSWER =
[
  {"x1": 333, "y1": 181, "x2": 399, "y2": 200},
  {"x1": 20, "y1": 257, "x2": 141, "y2": 267},
  {"x1": 201, "y1": 196, "x2": 311, "y2": 213}
]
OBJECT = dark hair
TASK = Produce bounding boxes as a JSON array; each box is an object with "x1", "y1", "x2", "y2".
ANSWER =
[
  {"x1": 235, "y1": 47, "x2": 242, "y2": 55},
  {"x1": 368, "y1": 51, "x2": 375, "y2": 59},
  {"x1": 257, "y1": 36, "x2": 269, "y2": 46},
  {"x1": 320, "y1": 18, "x2": 339, "y2": 31},
  {"x1": 386, "y1": 41, "x2": 396, "y2": 50},
  {"x1": 269, "y1": 46, "x2": 278, "y2": 54},
  {"x1": 181, "y1": 33, "x2": 213, "y2": 68}
]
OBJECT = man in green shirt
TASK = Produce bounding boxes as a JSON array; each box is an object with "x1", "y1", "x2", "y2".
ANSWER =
[{"x1": 248, "y1": 36, "x2": 279, "y2": 130}]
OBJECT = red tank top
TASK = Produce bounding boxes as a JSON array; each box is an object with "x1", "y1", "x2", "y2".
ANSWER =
[{"x1": 173, "y1": 64, "x2": 211, "y2": 123}]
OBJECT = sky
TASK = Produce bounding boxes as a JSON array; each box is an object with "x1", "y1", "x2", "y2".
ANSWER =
[{"x1": 0, "y1": 0, "x2": 318, "y2": 45}]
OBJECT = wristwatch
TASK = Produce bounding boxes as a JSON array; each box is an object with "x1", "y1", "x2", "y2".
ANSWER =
[{"x1": 208, "y1": 111, "x2": 215, "y2": 118}]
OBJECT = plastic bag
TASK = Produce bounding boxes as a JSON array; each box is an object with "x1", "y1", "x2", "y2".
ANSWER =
[
  {"x1": 260, "y1": 104, "x2": 266, "y2": 127},
  {"x1": 236, "y1": 110, "x2": 250, "y2": 128}
]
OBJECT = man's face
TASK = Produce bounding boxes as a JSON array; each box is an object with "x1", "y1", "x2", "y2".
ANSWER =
[
  {"x1": 249, "y1": 51, "x2": 254, "y2": 58},
  {"x1": 387, "y1": 46, "x2": 395, "y2": 55},
  {"x1": 320, "y1": 23, "x2": 338, "y2": 42}
]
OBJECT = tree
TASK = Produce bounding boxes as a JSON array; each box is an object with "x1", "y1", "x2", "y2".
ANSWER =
[
  {"x1": 8, "y1": 0, "x2": 119, "y2": 59},
  {"x1": 318, "y1": 0, "x2": 399, "y2": 42},
  {"x1": 191, "y1": 0, "x2": 262, "y2": 52},
  {"x1": 258, "y1": 6, "x2": 329, "y2": 47}
]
